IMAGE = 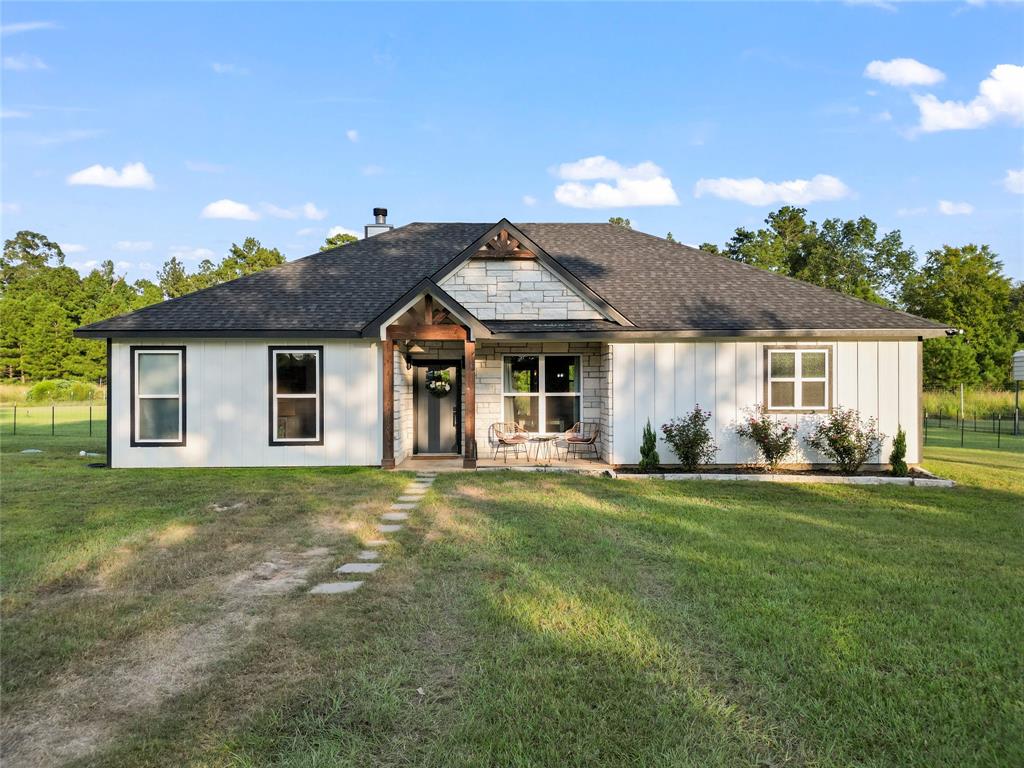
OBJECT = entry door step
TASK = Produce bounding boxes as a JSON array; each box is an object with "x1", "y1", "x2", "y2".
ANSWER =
[
  {"x1": 310, "y1": 581, "x2": 363, "y2": 595},
  {"x1": 382, "y1": 511, "x2": 409, "y2": 521},
  {"x1": 336, "y1": 562, "x2": 381, "y2": 574},
  {"x1": 391, "y1": 503, "x2": 417, "y2": 510},
  {"x1": 378, "y1": 524, "x2": 403, "y2": 533}
]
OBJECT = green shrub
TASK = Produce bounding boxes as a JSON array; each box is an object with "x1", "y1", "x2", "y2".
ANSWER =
[
  {"x1": 661, "y1": 406, "x2": 718, "y2": 472},
  {"x1": 25, "y1": 379, "x2": 98, "y2": 403},
  {"x1": 735, "y1": 405, "x2": 798, "y2": 471},
  {"x1": 638, "y1": 419, "x2": 660, "y2": 471},
  {"x1": 889, "y1": 427, "x2": 909, "y2": 477},
  {"x1": 805, "y1": 407, "x2": 885, "y2": 474}
]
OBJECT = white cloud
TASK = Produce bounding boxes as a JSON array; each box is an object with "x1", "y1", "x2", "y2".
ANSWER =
[
  {"x1": 115, "y1": 260, "x2": 132, "y2": 271},
  {"x1": 896, "y1": 206, "x2": 928, "y2": 217},
  {"x1": 297, "y1": 227, "x2": 316, "y2": 237},
  {"x1": 261, "y1": 201, "x2": 327, "y2": 220},
  {"x1": 4, "y1": 54, "x2": 47, "y2": 71},
  {"x1": 693, "y1": 174, "x2": 852, "y2": 206},
  {"x1": 522, "y1": 195, "x2": 537, "y2": 206},
  {"x1": 114, "y1": 240, "x2": 154, "y2": 252},
  {"x1": 60, "y1": 243, "x2": 87, "y2": 254},
  {"x1": 67, "y1": 162, "x2": 155, "y2": 189},
  {"x1": 21, "y1": 129, "x2": 101, "y2": 146},
  {"x1": 874, "y1": 110, "x2": 894, "y2": 122},
  {"x1": 1, "y1": 202, "x2": 22, "y2": 214},
  {"x1": 938, "y1": 199, "x2": 974, "y2": 215},
  {"x1": 346, "y1": 129, "x2": 359, "y2": 143},
  {"x1": 1, "y1": 110, "x2": 30, "y2": 119},
  {"x1": 844, "y1": 0, "x2": 898, "y2": 11},
  {"x1": 201, "y1": 199, "x2": 260, "y2": 221},
  {"x1": 211, "y1": 62, "x2": 248, "y2": 75},
  {"x1": 1003, "y1": 168, "x2": 1024, "y2": 194},
  {"x1": 327, "y1": 225, "x2": 360, "y2": 239},
  {"x1": 361, "y1": 164, "x2": 385, "y2": 176},
  {"x1": 1, "y1": 21, "x2": 58, "y2": 36},
  {"x1": 169, "y1": 245, "x2": 216, "y2": 262},
  {"x1": 913, "y1": 64, "x2": 1024, "y2": 132},
  {"x1": 262, "y1": 202, "x2": 298, "y2": 219},
  {"x1": 864, "y1": 58, "x2": 945, "y2": 87},
  {"x1": 70, "y1": 260, "x2": 99, "y2": 274},
  {"x1": 303, "y1": 202, "x2": 327, "y2": 220},
  {"x1": 553, "y1": 155, "x2": 679, "y2": 208},
  {"x1": 185, "y1": 160, "x2": 226, "y2": 173}
]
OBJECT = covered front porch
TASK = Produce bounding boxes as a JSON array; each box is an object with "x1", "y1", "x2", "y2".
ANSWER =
[{"x1": 380, "y1": 294, "x2": 611, "y2": 470}]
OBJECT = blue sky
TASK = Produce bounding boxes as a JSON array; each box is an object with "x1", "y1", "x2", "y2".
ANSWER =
[{"x1": 2, "y1": 1, "x2": 1022, "y2": 282}]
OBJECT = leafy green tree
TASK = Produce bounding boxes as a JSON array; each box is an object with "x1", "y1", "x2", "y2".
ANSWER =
[
  {"x1": 157, "y1": 257, "x2": 192, "y2": 299},
  {"x1": 321, "y1": 232, "x2": 358, "y2": 251},
  {"x1": 903, "y1": 244, "x2": 1016, "y2": 387},
  {"x1": 715, "y1": 207, "x2": 914, "y2": 306},
  {"x1": 665, "y1": 232, "x2": 676, "y2": 243},
  {"x1": 219, "y1": 238, "x2": 285, "y2": 281},
  {"x1": 608, "y1": 217, "x2": 632, "y2": 229},
  {"x1": 698, "y1": 242, "x2": 720, "y2": 254},
  {"x1": 1, "y1": 230, "x2": 65, "y2": 287},
  {"x1": 0, "y1": 296, "x2": 31, "y2": 380}
]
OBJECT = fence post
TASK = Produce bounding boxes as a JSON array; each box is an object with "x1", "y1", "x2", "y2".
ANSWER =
[
  {"x1": 924, "y1": 411, "x2": 928, "y2": 445},
  {"x1": 89, "y1": 405, "x2": 93, "y2": 437},
  {"x1": 961, "y1": 418, "x2": 965, "y2": 447},
  {"x1": 12, "y1": 404, "x2": 16, "y2": 435},
  {"x1": 51, "y1": 404, "x2": 55, "y2": 436},
  {"x1": 997, "y1": 415, "x2": 1001, "y2": 449}
]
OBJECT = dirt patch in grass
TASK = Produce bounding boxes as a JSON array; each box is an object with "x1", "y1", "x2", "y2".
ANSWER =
[
  {"x1": 1, "y1": 607, "x2": 257, "y2": 768},
  {"x1": 2, "y1": 545, "x2": 337, "y2": 767}
]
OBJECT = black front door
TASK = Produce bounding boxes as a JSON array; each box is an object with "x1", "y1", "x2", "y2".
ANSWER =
[{"x1": 414, "y1": 363, "x2": 461, "y2": 455}]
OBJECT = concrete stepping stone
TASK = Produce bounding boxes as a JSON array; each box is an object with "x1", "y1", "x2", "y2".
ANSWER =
[
  {"x1": 364, "y1": 539, "x2": 387, "y2": 547},
  {"x1": 397, "y1": 496, "x2": 422, "y2": 503},
  {"x1": 404, "y1": 486, "x2": 429, "y2": 494},
  {"x1": 382, "y1": 511, "x2": 409, "y2": 521},
  {"x1": 336, "y1": 562, "x2": 381, "y2": 574},
  {"x1": 356, "y1": 550, "x2": 379, "y2": 560},
  {"x1": 392, "y1": 503, "x2": 417, "y2": 510},
  {"x1": 310, "y1": 581, "x2": 363, "y2": 595},
  {"x1": 378, "y1": 524, "x2": 403, "y2": 533}
]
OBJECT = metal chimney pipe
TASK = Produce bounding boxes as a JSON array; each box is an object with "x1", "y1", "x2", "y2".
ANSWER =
[{"x1": 365, "y1": 207, "x2": 394, "y2": 238}]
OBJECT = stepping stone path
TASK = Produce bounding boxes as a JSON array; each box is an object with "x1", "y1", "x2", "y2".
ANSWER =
[{"x1": 308, "y1": 472, "x2": 435, "y2": 596}]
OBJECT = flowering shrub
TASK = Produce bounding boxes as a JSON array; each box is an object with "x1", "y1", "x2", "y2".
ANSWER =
[
  {"x1": 661, "y1": 406, "x2": 717, "y2": 471},
  {"x1": 805, "y1": 407, "x2": 885, "y2": 474},
  {"x1": 735, "y1": 405, "x2": 797, "y2": 471}
]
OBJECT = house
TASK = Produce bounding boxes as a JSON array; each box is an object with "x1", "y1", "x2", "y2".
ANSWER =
[{"x1": 75, "y1": 210, "x2": 949, "y2": 470}]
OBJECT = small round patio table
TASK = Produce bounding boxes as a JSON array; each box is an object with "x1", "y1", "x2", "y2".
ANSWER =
[{"x1": 529, "y1": 434, "x2": 558, "y2": 463}]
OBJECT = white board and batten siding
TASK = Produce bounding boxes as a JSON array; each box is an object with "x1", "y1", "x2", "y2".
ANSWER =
[
  {"x1": 110, "y1": 339, "x2": 381, "y2": 468},
  {"x1": 610, "y1": 339, "x2": 921, "y2": 466}
]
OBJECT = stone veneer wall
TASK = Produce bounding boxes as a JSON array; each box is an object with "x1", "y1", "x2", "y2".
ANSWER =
[
  {"x1": 474, "y1": 341, "x2": 611, "y2": 461},
  {"x1": 439, "y1": 259, "x2": 604, "y2": 321},
  {"x1": 399, "y1": 340, "x2": 612, "y2": 462}
]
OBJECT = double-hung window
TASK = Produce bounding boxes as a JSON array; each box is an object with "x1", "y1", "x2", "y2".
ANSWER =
[
  {"x1": 269, "y1": 347, "x2": 323, "y2": 445},
  {"x1": 767, "y1": 348, "x2": 830, "y2": 411},
  {"x1": 131, "y1": 346, "x2": 185, "y2": 446},
  {"x1": 502, "y1": 355, "x2": 581, "y2": 433}
]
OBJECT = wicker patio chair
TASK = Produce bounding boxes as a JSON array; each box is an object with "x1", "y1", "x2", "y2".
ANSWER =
[
  {"x1": 558, "y1": 422, "x2": 601, "y2": 462},
  {"x1": 488, "y1": 422, "x2": 529, "y2": 462}
]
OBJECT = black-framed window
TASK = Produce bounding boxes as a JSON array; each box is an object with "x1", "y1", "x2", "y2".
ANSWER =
[
  {"x1": 269, "y1": 346, "x2": 324, "y2": 445},
  {"x1": 502, "y1": 354, "x2": 581, "y2": 433},
  {"x1": 130, "y1": 346, "x2": 186, "y2": 446}
]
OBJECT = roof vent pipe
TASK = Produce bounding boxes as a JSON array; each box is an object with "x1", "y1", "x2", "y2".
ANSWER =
[{"x1": 365, "y1": 207, "x2": 393, "y2": 238}]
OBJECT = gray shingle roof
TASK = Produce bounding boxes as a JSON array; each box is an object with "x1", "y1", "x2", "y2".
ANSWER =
[{"x1": 76, "y1": 221, "x2": 946, "y2": 337}]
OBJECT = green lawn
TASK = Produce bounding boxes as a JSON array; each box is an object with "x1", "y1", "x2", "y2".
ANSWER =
[{"x1": 1, "y1": 425, "x2": 1021, "y2": 767}]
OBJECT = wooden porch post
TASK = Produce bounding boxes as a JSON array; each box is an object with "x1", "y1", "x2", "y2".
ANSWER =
[
  {"x1": 463, "y1": 338, "x2": 477, "y2": 468},
  {"x1": 382, "y1": 338, "x2": 395, "y2": 469}
]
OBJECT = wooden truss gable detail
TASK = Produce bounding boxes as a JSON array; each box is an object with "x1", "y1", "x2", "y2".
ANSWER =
[{"x1": 474, "y1": 228, "x2": 536, "y2": 260}]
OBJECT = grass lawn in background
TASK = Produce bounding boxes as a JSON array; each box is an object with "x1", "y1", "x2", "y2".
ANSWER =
[{"x1": 1, "y1": 423, "x2": 1021, "y2": 767}]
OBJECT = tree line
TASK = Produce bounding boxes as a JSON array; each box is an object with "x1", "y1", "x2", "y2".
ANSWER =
[{"x1": 2, "y1": 216, "x2": 1020, "y2": 389}]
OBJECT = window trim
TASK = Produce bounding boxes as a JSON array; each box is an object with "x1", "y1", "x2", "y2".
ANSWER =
[
  {"x1": 268, "y1": 346, "x2": 324, "y2": 446},
  {"x1": 129, "y1": 345, "x2": 186, "y2": 447},
  {"x1": 501, "y1": 354, "x2": 582, "y2": 434},
  {"x1": 764, "y1": 345, "x2": 832, "y2": 413}
]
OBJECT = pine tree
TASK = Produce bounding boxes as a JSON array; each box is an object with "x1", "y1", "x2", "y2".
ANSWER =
[{"x1": 639, "y1": 419, "x2": 660, "y2": 471}]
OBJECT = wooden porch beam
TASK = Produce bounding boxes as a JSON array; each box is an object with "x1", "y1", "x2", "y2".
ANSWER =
[
  {"x1": 387, "y1": 324, "x2": 468, "y2": 341},
  {"x1": 463, "y1": 338, "x2": 477, "y2": 468},
  {"x1": 382, "y1": 338, "x2": 395, "y2": 469},
  {"x1": 423, "y1": 295, "x2": 434, "y2": 325}
]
